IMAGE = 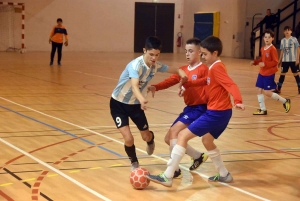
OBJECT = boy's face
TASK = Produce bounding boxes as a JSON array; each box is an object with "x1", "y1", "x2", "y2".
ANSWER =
[
  {"x1": 143, "y1": 48, "x2": 160, "y2": 66},
  {"x1": 57, "y1": 21, "x2": 62, "y2": 26},
  {"x1": 185, "y1": 44, "x2": 201, "y2": 65},
  {"x1": 200, "y1": 47, "x2": 218, "y2": 66},
  {"x1": 284, "y1": 29, "x2": 292, "y2": 37},
  {"x1": 263, "y1": 33, "x2": 274, "y2": 45}
]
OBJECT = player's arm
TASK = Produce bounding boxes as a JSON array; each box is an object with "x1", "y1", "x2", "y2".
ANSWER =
[
  {"x1": 214, "y1": 67, "x2": 243, "y2": 108},
  {"x1": 131, "y1": 78, "x2": 147, "y2": 110},
  {"x1": 278, "y1": 50, "x2": 283, "y2": 67},
  {"x1": 49, "y1": 27, "x2": 55, "y2": 43},
  {"x1": 155, "y1": 62, "x2": 188, "y2": 84},
  {"x1": 295, "y1": 41, "x2": 299, "y2": 65},
  {"x1": 64, "y1": 28, "x2": 68, "y2": 46},
  {"x1": 151, "y1": 74, "x2": 180, "y2": 91}
]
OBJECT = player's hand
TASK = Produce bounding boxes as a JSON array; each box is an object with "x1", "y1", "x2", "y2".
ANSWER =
[
  {"x1": 64, "y1": 41, "x2": 68, "y2": 46},
  {"x1": 277, "y1": 63, "x2": 281, "y2": 68},
  {"x1": 147, "y1": 86, "x2": 156, "y2": 98},
  {"x1": 178, "y1": 85, "x2": 185, "y2": 97},
  {"x1": 250, "y1": 61, "x2": 254, "y2": 66},
  {"x1": 49, "y1": 39, "x2": 52, "y2": 44},
  {"x1": 140, "y1": 98, "x2": 148, "y2": 110},
  {"x1": 235, "y1": 103, "x2": 245, "y2": 110},
  {"x1": 296, "y1": 60, "x2": 299, "y2": 66},
  {"x1": 259, "y1": 62, "x2": 265, "y2": 67}
]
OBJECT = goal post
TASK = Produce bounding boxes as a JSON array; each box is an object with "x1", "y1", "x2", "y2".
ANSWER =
[{"x1": 0, "y1": 2, "x2": 25, "y2": 53}]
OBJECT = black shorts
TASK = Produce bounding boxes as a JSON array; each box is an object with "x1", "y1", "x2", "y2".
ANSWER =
[
  {"x1": 281, "y1": 62, "x2": 298, "y2": 73},
  {"x1": 110, "y1": 97, "x2": 149, "y2": 130}
]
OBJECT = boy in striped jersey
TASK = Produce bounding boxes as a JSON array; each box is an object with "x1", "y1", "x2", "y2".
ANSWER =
[
  {"x1": 251, "y1": 29, "x2": 291, "y2": 115},
  {"x1": 274, "y1": 26, "x2": 300, "y2": 94},
  {"x1": 110, "y1": 36, "x2": 187, "y2": 171},
  {"x1": 146, "y1": 36, "x2": 245, "y2": 186},
  {"x1": 147, "y1": 38, "x2": 209, "y2": 179}
]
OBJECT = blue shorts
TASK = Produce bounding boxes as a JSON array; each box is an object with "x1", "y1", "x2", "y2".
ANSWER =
[
  {"x1": 255, "y1": 74, "x2": 277, "y2": 90},
  {"x1": 188, "y1": 109, "x2": 232, "y2": 139},
  {"x1": 172, "y1": 104, "x2": 207, "y2": 126}
]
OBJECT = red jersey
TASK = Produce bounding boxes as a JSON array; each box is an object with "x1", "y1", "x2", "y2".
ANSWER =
[
  {"x1": 183, "y1": 60, "x2": 242, "y2": 110},
  {"x1": 152, "y1": 63, "x2": 208, "y2": 106},
  {"x1": 253, "y1": 44, "x2": 278, "y2": 76}
]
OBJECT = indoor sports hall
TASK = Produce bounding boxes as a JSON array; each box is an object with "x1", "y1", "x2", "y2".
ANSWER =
[{"x1": 0, "y1": 0, "x2": 299, "y2": 200}]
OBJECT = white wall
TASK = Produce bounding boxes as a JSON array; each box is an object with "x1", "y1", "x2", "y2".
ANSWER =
[
  {"x1": 5, "y1": 0, "x2": 184, "y2": 52},
  {"x1": 4, "y1": 0, "x2": 299, "y2": 57}
]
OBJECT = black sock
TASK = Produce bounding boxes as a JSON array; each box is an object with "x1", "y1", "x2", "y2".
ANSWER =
[
  {"x1": 124, "y1": 144, "x2": 138, "y2": 163},
  {"x1": 147, "y1": 131, "x2": 154, "y2": 145},
  {"x1": 278, "y1": 75, "x2": 285, "y2": 90},
  {"x1": 294, "y1": 75, "x2": 300, "y2": 87}
]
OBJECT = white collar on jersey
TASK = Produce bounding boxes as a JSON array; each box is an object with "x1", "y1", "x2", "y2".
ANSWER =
[
  {"x1": 208, "y1": 60, "x2": 221, "y2": 70},
  {"x1": 264, "y1": 44, "x2": 273, "y2": 50},
  {"x1": 188, "y1": 62, "x2": 202, "y2": 71}
]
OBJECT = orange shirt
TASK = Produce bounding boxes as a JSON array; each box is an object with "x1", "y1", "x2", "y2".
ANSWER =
[
  {"x1": 152, "y1": 63, "x2": 208, "y2": 106},
  {"x1": 49, "y1": 25, "x2": 68, "y2": 43},
  {"x1": 253, "y1": 44, "x2": 278, "y2": 76},
  {"x1": 183, "y1": 60, "x2": 242, "y2": 110}
]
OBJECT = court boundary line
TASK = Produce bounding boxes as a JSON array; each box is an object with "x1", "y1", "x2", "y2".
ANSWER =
[
  {"x1": 0, "y1": 137, "x2": 111, "y2": 201},
  {"x1": 0, "y1": 96, "x2": 270, "y2": 201}
]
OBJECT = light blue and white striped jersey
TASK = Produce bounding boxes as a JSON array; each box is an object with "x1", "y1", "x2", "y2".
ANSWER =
[
  {"x1": 280, "y1": 36, "x2": 299, "y2": 62},
  {"x1": 112, "y1": 55, "x2": 169, "y2": 104}
]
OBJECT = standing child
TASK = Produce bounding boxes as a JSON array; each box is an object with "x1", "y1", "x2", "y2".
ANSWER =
[
  {"x1": 274, "y1": 26, "x2": 300, "y2": 94},
  {"x1": 110, "y1": 36, "x2": 187, "y2": 171},
  {"x1": 251, "y1": 29, "x2": 291, "y2": 115},
  {"x1": 147, "y1": 38, "x2": 208, "y2": 179},
  {"x1": 49, "y1": 18, "x2": 68, "y2": 66},
  {"x1": 146, "y1": 36, "x2": 245, "y2": 187}
]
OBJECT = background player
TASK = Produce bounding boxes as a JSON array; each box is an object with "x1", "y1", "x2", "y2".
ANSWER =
[{"x1": 251, "y1": 29, "x2": 291, "y2": 115}]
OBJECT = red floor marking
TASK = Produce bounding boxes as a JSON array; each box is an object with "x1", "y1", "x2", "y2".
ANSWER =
[
  {"x1": 247, "y1": 140, "x2": 300, "y2": 158},
  {"x1": 267, "y1": 123, "x2": 289, "y2": 140},
  {"x1": 0, "y1": 134, "x2": 94, "y2": 171},
  {"x1": 0, "y1": 190, "x2": 14, "y2": 201}
]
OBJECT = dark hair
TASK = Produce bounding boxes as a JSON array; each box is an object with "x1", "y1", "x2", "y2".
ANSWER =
[
  {"x1": 283, "y1": 26, "x2": 292, "y2": 31},
  {"x1": 200, "y1": 36, "x2": 222, "y2": 56},
  {"x1": 264, "y1": 29, "x2": 275, "y2": 37},
  {"x1": 186, "y1": 38, "x2": 201, "y2": 46},
  {"x1": 57, "y1": 18, "x2": 63, "y2": 23},
  {"x1": 267, "y1": 9, "x2": 271, "y2": 11},
  {"x1": 145, "y1": 36, "x2": 162, "y2": 51}
]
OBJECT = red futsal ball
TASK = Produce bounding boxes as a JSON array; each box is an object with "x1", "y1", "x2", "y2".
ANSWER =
[{"x1": 129, "y1": 167, "x2": 150, "y2": 190}]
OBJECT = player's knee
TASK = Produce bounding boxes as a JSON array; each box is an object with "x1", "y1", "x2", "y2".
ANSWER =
[
  {"x1": 164, "y1": 135, "x2": 170, "y2": 145},
  {"x1": 123, "y1": 135, "x2": 134, "y2": 145}
]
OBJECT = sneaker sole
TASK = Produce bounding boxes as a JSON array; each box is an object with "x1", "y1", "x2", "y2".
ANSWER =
[
  {"x1": 190, "y1": 154, "x2": 208, "y2": 171},
  {"x1": 146, "y1": 177, "x2": 172, "y2": 187}
]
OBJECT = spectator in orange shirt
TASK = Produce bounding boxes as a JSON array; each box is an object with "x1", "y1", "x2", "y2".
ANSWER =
[
  {"x1": 146, "y1": 36, "x2": 245, "y2": 187},
  {"x1": 49, "y1": 18, "x2": 68, "y2": 66},
  {"x1": 250, "y1": 29, "x2": 291, "y2": 115}
]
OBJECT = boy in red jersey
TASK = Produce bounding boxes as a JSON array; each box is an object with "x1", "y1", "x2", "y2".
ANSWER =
[
  {"x1": 147, "y1": 38, "x2": 208, "y2": 179},
  {"x1": 251, "y1": 29, "x2": 291, "y2": 115},
  {"x1": 49, "y1": 18, "x2": 68, "y2": 66},
  {"x1": 146, "y1": 36, "x2": 245, "y2": 187}
]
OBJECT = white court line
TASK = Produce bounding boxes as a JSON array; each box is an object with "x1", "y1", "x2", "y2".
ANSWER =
[
  {"x1": 0, "y1": 137, "x2": 111, "y2": 201},
  {"x1": 0, "y1": 96, "x2": 270, "y2": 201},
  {"x1": 85, "y1": 119, "x2": 300, "y2": 129}
]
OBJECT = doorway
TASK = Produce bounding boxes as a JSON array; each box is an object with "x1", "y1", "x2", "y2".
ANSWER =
[{"x1": 134, "y1": 2, "x2": 175, "y2": 53}]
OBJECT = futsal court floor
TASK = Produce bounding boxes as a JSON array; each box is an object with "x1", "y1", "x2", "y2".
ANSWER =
[{"x1": 0, "y1": 52, "x2": 299, "y2": 201}]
